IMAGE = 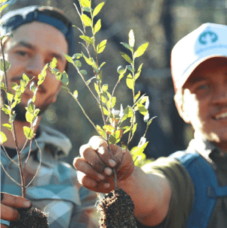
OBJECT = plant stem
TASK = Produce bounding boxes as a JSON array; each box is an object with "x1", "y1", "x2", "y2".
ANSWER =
[{"x1": 1, "y1": 34, "x2": 26, "y2": 198}]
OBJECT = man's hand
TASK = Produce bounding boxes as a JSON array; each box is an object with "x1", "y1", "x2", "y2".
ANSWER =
[
  {"x1": 74, "y1": 136, "x2": 134, "y2": 193},
  {"x1": 1, "y1": 192, "x2": 32, "y2": 227}
]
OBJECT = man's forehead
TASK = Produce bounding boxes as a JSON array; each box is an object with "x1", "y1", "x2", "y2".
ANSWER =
[
  {"x1": 1, "y1": 5, "x2": 74, "y2": 56},
  {"x1": 5, "y1": 22, "x2": 68, "y2": 62}
]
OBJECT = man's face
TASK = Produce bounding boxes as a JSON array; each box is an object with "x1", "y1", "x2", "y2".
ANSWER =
[
  {"x1": 180, "y1": 57, "x2": 227, "y2": 149},
  {"x1": 2, "y1": 21, "x2": 68, "y2": 121}
]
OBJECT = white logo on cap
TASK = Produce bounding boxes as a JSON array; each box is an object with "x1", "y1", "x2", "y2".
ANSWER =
[{"x1": 199, "y1": 31, "x2": 218, "y2": 45}]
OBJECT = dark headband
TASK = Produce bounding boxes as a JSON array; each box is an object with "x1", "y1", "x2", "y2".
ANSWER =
[{"x1": 1, "y1": 5, "x2": 75, "y2": 56}]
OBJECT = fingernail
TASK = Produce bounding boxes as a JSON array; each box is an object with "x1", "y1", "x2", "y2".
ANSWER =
[
  {"x1": 105, "y1": 167, "x2": 112, "y2": 176},
  {"x1": 104, "y1": 183, "x2": 110, "y2": 189},
  {"x1": 98, "y1": 173, "x2": 105, "y2": 180},
  {"x1": 23, "y1": 200, "x2": 31, "y2": 208},
  {"x1": 109, "y1": 159, "x2": 116, "y2": 167}
]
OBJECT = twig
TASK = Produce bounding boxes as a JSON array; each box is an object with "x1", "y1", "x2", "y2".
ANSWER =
[
  {"x1": 26, "y1": 139, "x2": 42, "y2": 188},
  {"x1": 0, "y1": 161, "x2": 21, "y2": 186},
  {"x1": 0, "y1": 36, "x2": 26, "y2": 198},
  {"x1": 1, "y1": 145, "x2": 18, "y2": 166}
]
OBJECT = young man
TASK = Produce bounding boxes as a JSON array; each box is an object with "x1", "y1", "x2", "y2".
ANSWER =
[
  {"x1": 74, "y1": 23, "x2": 227, "y2": 227},
  {"x1": 0, "y1": 6, "x2": 98, "y2": 228}
]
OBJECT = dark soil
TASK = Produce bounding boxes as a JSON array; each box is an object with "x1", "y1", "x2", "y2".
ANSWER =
[
  {"x1": 98, "y1": 188, "x2": 138, "y2": 228},
  {"x1": 9, "y1": 207, "x2": 49, "y2": 228}
]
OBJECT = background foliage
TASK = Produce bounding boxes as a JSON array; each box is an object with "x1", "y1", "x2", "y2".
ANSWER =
[{"x1": 3, "y1": 0, "x2": 227, "y2": 163}]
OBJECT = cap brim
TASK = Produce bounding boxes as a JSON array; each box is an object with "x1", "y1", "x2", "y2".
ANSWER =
[{"x1": 176, "y1": 54, "x2": 227, "y2": 90}]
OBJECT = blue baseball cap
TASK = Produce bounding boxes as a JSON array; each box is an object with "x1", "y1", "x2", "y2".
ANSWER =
[{"x1": 1, "y1": 5, "x2": 75, "y2": 57}]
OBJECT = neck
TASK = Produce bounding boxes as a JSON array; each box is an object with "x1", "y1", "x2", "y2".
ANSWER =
[{"x1": 1, "y1": 111, "x2": 41, "y2": 149}]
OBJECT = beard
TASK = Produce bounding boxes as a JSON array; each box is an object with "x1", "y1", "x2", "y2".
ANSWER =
[{"x1": 2, "y1": 92, "x2": 48, "y2": 122}]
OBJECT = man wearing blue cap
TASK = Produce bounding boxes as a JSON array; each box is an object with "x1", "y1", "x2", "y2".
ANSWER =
[
  {"x1": 0, "y1": 5, "x2": 98, "y2": 228},
  {"x1": 74, "y1": 23, "x2": 227, "y2": 228}
]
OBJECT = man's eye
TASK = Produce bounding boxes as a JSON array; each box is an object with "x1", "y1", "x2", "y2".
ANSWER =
[
  {"x1": 198, "y1": 84, "x2": 208, "y2": 90},
  {"x1": 16, "y1": 51, "x2": 28, "y2": 57}
]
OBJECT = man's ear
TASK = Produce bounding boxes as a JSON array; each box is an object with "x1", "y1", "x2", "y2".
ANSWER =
[{"x1": 174, "y1": 91, "x2": 191, "y2": 124}]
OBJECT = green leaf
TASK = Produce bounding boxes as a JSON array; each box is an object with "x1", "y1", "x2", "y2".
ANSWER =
[
  {"x1": 135, "y1": 63, "x2": 143, "y2": 80},
  {"x1": 79, "y1": 0, "x2": 91, "y2": 7},
  {"x1": 74, "y1": 60, "x2": 82, "y2": 68},
  {"x1": 82, "y1": 7, "x2": 90, "y2": 12},
  {"x1": 50, "y1": 57, "x2": 57, "y2": 69},
  {"x1": 73, "y1": 90, "x2": 78, "y2": 99},
  {"x1": 93, "y1": 2, "x2": 105, "y2": 17},
  {"x1": 25, "y1": 112, "x2": 34, "y2": 124},
  {"x1": 82, "y1": 54, "x2": 94, "y2": 66},
  {"x1": 81, "y1": 14, "x2": 92, "y2": 27},
  {"x1": 100, "y1": 94, "x2": 107, "y2": 104},
  {"x1": 119, "y1": 73, "x2": 125, "y2": 81},
  {"x1": 132, "y1": 123, "x2": 137, "y2": 135},
  {"x1": 94, "y1": 83, "x2": 100, "y2": 95},
  {"x1": 134, "y1": 42, "x2": 149, "y2": 58},
  {"x1": 23, "y1": 126, "x2": 34, "y2": 140},
  {"x1": 22, "y1": 74, "x2": 30, "y2": 83},
  {"x1": 11, "y1": 83, "x2": 19, "y2": 91},
  {"x1": 29, "y1": 82, "x2": 36, "y2": 93},
  {"x1": 126, "y1": 74, "x2": 134, "y2": 90},
  {"x1": 147, "y1": 116, "x2": 157, "y2": 126},
  {"x1": 72, "y1": 53, "x2": 83, "y2": 60},
  {"x1": 79, "y1": 35, "x2": 93, "y2": 44},
  {"x1": 117, "y1": 66, "x2": 125, "y2": 74},
  {"x1": 131, "y1": 141, "x2": 149, "y2": 155},
  {"x1": 103, "y1": 125, "x2": 114, "y2": 133},
  {"x1": 38, "y1": 64, "x2": 48, "y2": 86},
  {"x1": 97, "y1": 40, "x2": 107, "y2": 54},
  {"x1": 126, "y1": 65, "x2": 134, "y2": 73},
  {"x1": 102, "y1": 84, "x2": 108, "y2": 92},
  {"x1": 7, "y1": 92, "x2": 13, "y2": 103},
  {"x1": 1, "y1": 107, "x2": 10, "y2": 115},
  {"x1": 121, "y1": 106, "x2": 133, "y2": 122},
  {"x1": 134, "y1": 91, "x2": 141, "y2": 101},
  {"x1": 100, "y1": 62, "x2": 106, "y2": 69},
  {"x1": 1, "y1": 3, "x2": 8, "y2": 12},
  {"x1": 64, "y1": 54, "x2": 74, "y2": 64},
  {"x1": 107, "y1": 97, "x2": 116, "y2": 109},
  {"x1": 94, "y1": 19, "x2": 101, "y2": 35},
  {"x1": 137, "y1": 96, "x2": 148, "y2": 105},
  {"x1": 129, "y1": 30, "x2": 135, "y2": 48},
  {"x1": 61, "y1": 71, "x2": 69, "y2": 85},
  {"x1": 1, "y1": 59, "x2": 11, "y2": 71},
  {"x1": 96, "y1": 125, "x2": 107, "y2": 139},
  {"x1": 80, "y1": 70, "x2": 87, "y2": 76},
  {"x1": 123, "y1": 126, "x2": 131, "y2": 134},
  {"x1": 0, "y1": 131, "x2": 7, "y2": 143},
  {"x1": 114, "y1": 130, "x2": 122, "y2": 143},
  {"x1": 27, "y1": 100, "x2": 35, "y2": 112},
  {"x1": 120, "y1": 52, "x2": 132, "y2": 64},
  {"x1": 137, "y1": 104, "x2": 148, "y2": 116},
  {"x1": 2, "y1": 123, "x2": 12, "y2": 131},
  {"x1": 121, "y1": 42, "x2": 133, "y2": 52},
  {"x1": 1, "y1": 82, "x2": 7, "y2": 91},
  {"x1": 108, "y1": 134, "x2": 117, "y2": 144},
  {"x1": 101, "y1": 106, "x2": 109, "y2": 115}
]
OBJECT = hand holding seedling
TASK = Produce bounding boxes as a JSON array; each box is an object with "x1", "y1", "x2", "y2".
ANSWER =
[
  {"x1": 74, "y1": 136, "x2": 134, "y2": 192},
  {"x1": 0, "y1": 193, "x2": 31, "y2": 224}
]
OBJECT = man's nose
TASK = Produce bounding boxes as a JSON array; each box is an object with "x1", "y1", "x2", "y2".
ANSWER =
[{"x1": 25, "y1": 55, "x2": 45, "y2": 79}]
